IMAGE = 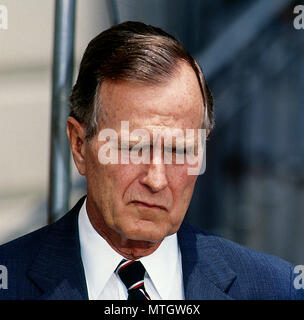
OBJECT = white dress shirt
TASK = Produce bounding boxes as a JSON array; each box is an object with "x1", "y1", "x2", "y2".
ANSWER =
[{"x1": 78, "y1": 198, "x2": 185, "y2": 300}]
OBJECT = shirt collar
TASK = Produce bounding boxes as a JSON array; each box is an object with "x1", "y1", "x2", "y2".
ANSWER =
[
  {"x1": 78, "y1": 198, "x2": 123, "y2": 299},
  {"x1": 139, "y1": 232, "x2": 180, "y2": 299},
  {"x1": 78, "y1": 198, "x2": 180, "y2": 299}
]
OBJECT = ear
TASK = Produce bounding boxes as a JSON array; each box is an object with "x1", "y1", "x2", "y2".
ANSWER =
[{"x1": 67, "y1": 117, "x2": 86, "y2": 175}]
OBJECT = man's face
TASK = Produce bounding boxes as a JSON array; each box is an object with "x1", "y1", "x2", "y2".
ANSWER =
[{"x1": 82, "y1": 62, "x2": 204, "y2": 244}]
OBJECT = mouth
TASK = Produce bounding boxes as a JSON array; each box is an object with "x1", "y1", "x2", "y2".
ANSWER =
[{"x1": 130, "y1": 201, "x2": 167, "y2": 211}]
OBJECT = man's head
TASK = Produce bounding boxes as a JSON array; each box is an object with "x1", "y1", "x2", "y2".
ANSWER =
[{"x1": 67, "y1": 21, "x2": 214, "y2": 257}]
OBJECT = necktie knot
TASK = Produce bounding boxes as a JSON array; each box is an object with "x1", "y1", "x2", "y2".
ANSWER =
[{"x1": 116, "y1": 259, "x2": 151, "y2": 300}]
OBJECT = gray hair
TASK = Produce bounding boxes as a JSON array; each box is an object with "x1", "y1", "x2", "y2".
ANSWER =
[{"x1": 70, "y1": 21, "x2": 214, "y2": 140}]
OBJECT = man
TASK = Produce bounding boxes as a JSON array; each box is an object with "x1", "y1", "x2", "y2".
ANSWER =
[{"x1": 0, "y1": 21, "x2": 302, "y2": 300}]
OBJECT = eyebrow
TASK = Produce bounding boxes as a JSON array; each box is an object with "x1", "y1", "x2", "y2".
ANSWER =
[{"x1": 117, "y1": 129, "x2": 200, "y2": 150}]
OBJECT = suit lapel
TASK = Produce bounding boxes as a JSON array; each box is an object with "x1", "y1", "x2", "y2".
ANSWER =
[
  {"x1": 27, "y1": 197, "x2": 88, "y2": 300},
  {"x1": 178, "y1": 222, "x2": 237, "y2": 300}
]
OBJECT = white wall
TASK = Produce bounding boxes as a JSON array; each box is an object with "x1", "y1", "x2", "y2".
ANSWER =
[{"x1": 0, "y1": 0, "x2": 111, "y2": 244}]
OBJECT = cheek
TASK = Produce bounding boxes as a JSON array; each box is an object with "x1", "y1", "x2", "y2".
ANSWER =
[
  {"x1": 168, "y1": 164, "x2": 197, "y2": 189},
  {"x1": 112, "y1": 164, "x2": 141, "y2": 196},
  {"x1": 167, "y1": 165, "x2": 197, "y2": 208},
  {"x1": 96, "y1": 164, "x2": 143, "y2": 215}
]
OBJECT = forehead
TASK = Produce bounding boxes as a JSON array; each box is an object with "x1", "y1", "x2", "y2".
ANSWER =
[{"x1": 99, "y1": 62, "x2": 203, "y2": 130}]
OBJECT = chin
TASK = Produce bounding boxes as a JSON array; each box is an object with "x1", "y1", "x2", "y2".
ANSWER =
[
  {"x1": 121, "y1": 221, "x2": 176, "y2": 243},
  {"x1": 124, "y1": 230, "x2": 165, "y2": 243}
]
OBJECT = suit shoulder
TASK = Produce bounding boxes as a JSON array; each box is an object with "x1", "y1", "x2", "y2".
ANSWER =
[
  {"x1": 0, "y1": 199, "x2": 82, "y2": 258},
  {"x1": 0, "y1": 223, "x2": 50, "y2": 261},
  {"x1": 186, "y1": 222, "x2": 291, "y2": 270},
  {"x1": 181, "y1": 223, "x2": 301, "y2": 299}
]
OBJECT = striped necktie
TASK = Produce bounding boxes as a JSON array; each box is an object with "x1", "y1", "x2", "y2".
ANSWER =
[{"x1": 116, "y1": 259, "x2": 151, "y2": 300}]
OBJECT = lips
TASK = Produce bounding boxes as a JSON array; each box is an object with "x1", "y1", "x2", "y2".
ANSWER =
[{"x1": 130, "y1": 200, "x2": 167, "y2": 211}]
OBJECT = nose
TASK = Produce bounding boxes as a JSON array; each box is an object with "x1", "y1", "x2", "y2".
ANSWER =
[{"x1": 140, "y1": 163, "x2": 168, "y2": 193}]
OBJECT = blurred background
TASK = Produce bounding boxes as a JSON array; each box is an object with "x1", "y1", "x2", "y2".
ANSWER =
[{"x1": 0, "y1": 0, "x2": 303, "y2": 265}]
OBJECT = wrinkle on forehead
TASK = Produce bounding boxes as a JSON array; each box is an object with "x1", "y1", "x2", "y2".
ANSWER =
[{"x1": 98, "y1": 61, "x2": 203, "y2": 131}]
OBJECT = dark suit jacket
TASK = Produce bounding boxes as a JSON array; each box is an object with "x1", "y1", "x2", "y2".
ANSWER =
[{"x1": 0, "y1": 197, "x2": 303, "y2": 300}]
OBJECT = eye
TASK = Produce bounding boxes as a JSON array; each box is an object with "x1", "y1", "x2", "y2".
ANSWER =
[
  {"x1": 119, "y1": 144, "x2": 130, "y2": 151},
  {"x1": 165, "y1": 147, "x2": 186, "y2": 154},
  {"x1": 130, "y1": 146, "x2": 140, "y2": 152},
  {"x1": 174, "y1": 148, "x2": 187, "y2": 154},
  {"x1": 130, "y1": 144, "x2": 150, "y2": 152}
]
